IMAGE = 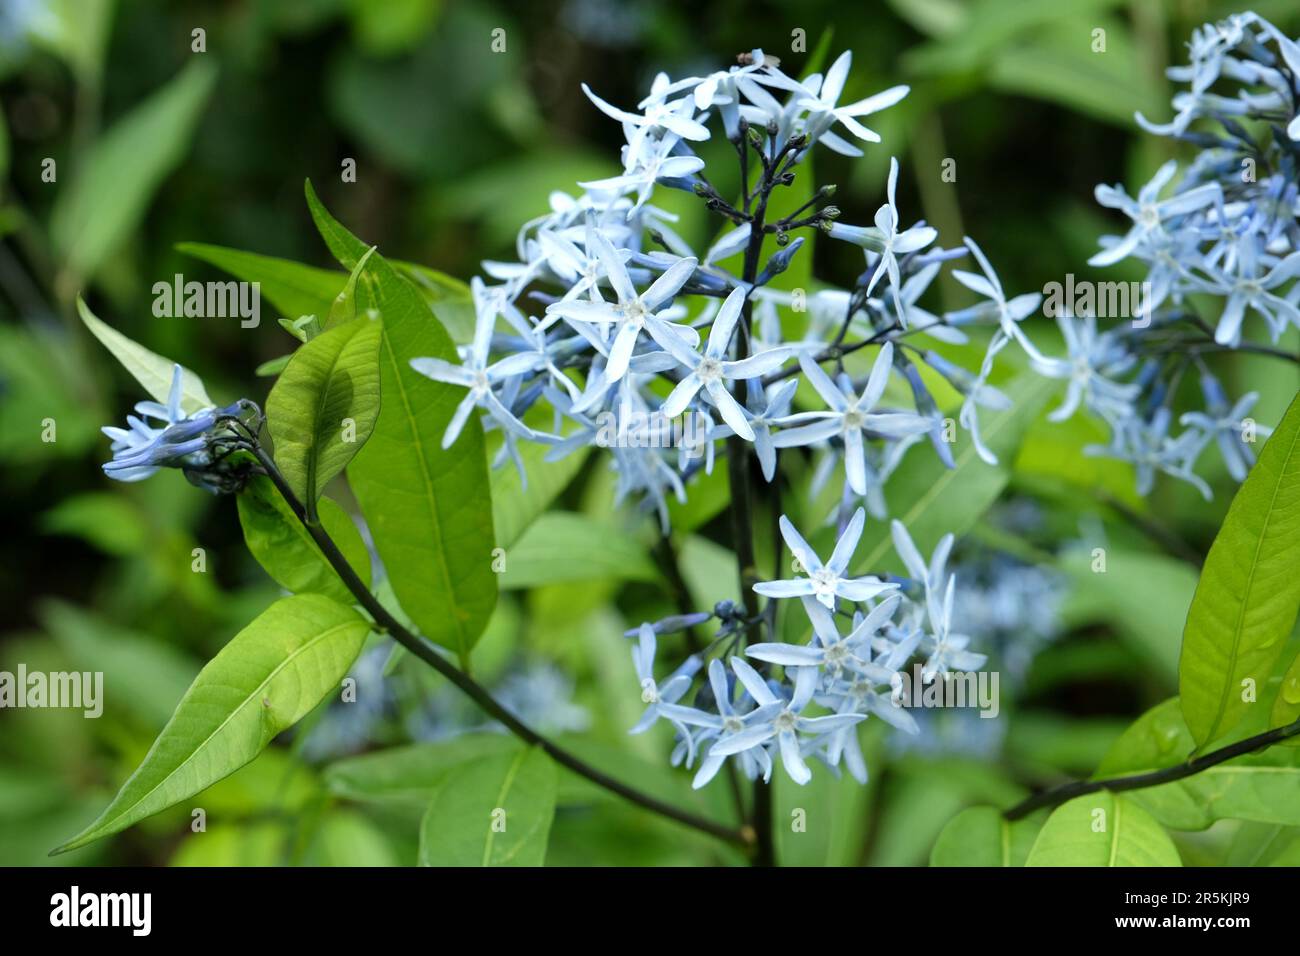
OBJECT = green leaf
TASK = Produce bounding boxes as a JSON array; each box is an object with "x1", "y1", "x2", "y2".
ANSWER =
[
  {"x1": 853, "y1": 371, "x2": 1054, "y2": 575},
  {"x1": 178, "y1": 242, "x2": 346, "y2": 322},
  {"x1": 1097, "y1": 698, "x2": 1300, "y2": 830},
  {"x1": 237, "y1": 475, "x2": 371, "y2": 602},
  {"x1": 498, "y1": 512, "x2": 659, "y2": 590},
  {"x1": 417, "y1": 746, "x2": 557, "y2": 866},
  {"x1": 305, "y1": 811, "x2": 399, "y2": 867},
  {"x1": 78, "y1": 297, "x2": 213, "y2": 414},
  {"x1": 930, "y1": 806, "x2": 1043, "y2": 866},
  {"x1": 305, "y1": 180, "x2": 497, "y2": 662},
  {"x1": 392, "y1": 260, "x2": 476, "y2": 344},
  {"x1": 1025, "y1": 793, "x2": 1181, "y2": 866},
  {"x1": 52, "y1": 594, "x2": 370, "y2": 854},
  {"x1": 267, "y1": 315, "x2": 383, "y2": 510},
  {"x1": 51, "y1": 60, "x2": 217, "y2": 282},
  {"x1": 489, "y1": 406, "x2": 590, "y2": 549},
  {"x1": 1272, "y1": 653, "x2": 1300, "y2": 730},
  {"x1": 324, "y1": 735, "x2": 524, "y2": 806},
  {"x1": 1180, "y1": 392, "x2": 1300, "y2": 747},
  {"x1": 325, "y1": 246, "x2": 377, "y2": 329}
]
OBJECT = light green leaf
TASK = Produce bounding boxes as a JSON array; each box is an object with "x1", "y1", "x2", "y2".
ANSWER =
[
  {"x1": 498, "y1": 512, "x2": 659, "y2": 590},
  {"x1": 853, "y1": 371, "x2": 1054, "y2": 575},
  {"x1": 52, "y1": 594, "x2": 370, "y2": 853},
  {"x1": 51, "y1": 60, "x2": 217, "y2": 282},
  {"x1": 1180, "y1": 392, "x2": 1300, "y2": 747},
  {"x1": 1097, "y1": 698, "x2": 1300, "y2": 830},
  {"x1": 1025, "y1": 793, "x2": 1181, "y2": 866},
  {"x1": 1272, "y1": 653, "x2": 1300, "y2": 730},
  {"x1": 237, "y1": 475, "x2": 371, "y2": 602},
  {"x1": 170, "y1": 821, "x2": 288, "y2": 867},
  {"x1": 178, "y1": 242, "x2": 346, "y2": 322},
  {"x1": 489, "y1": 406, "x2": 590, "y2": 549},
  {"x1": 78, "y1": 297, "x2": 213, "y2": 414},
  {"x1": 393, "y1": 260, "x2": 477, "y2": 344},
  {"x1": 417, "y1": 746, "x2": 557, "y2": 866},
  {"x1": 267, "y1": 315, "x2": 382, "y2": 509},
  {"x1": 324, "y1": 735, "x2": 523, "y2": 806},
  {"x1": 305, "y1": 810, "x2": 399, "y2": 867},
  {"x1": 325, "y1": 246, "x2": 377, "y2": 329},
  {"x1": 305, "y1": 180, "x2": 497, "y2": 662},
  {"x1": 930, "y1": 806, "x2": 1043, "y2": 866}
]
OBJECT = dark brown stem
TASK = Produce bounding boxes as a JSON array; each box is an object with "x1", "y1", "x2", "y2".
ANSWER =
[
  {"x1": 1003, "y1": 716, "x2": 1300, "y2": 820},
  {"x1": 251, "y1": 445, "x2": 750, "y2": 849}
]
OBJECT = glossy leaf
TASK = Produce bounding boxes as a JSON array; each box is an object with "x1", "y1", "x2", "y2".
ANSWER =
[
  {"x1": 1180, "y1": 393, "x2": 1300, "y2": 747},
  {"x1": 417, "y1": 746, "x2": 557, "y2": 866},
  {"x1": 52, "y1": 594, "x2": 369, "y2": 853},
  {"x1": 1097, "y1": 698, "x2": 1300, "y2": 830},
  {"x1": 237, "y1": 475, "x2": 371, "y2": 602},
  {"x1": 78, "y1": 297, "x2": 213, "y2": 414},
  {"x1": 178, "y1": 242, "x2": 346, "y2": 322},
  {"x1": 267, "y1": 315, "x2": 383, "y2": 509},
  {"x1": 930, "y1": 806, "x2": 1043, "y2": 866},
  {"x1": 305, "y1": 181, "x2": 497, "y2": 662},
  {"x1": 324, "y1": 735, "x2": 523, "y2": 806},
  {"x1": 1025, "y1": 793, "x2": 1181, "y2": 866}
]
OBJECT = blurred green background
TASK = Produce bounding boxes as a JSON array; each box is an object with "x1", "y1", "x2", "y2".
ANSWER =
[{"x1": 3, "y1": 0, "x2": 1299, "y2": 867}]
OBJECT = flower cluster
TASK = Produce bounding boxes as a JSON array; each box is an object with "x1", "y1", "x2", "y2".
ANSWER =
[
  {"x1": 397, "y1": 48, "x2": 1048, "y2": 787},
  {"x1": 1033, "y1": 11, "x2": 1300, "y2": 498},
  {"x1": 411, "y1": 48, "x2": 1043, "y2": 529},
  {"x1": 101, "y1": 364, "x2": 258, "y2": 494},
  {"x1": 630, "y1": 509, "x2": 987, "y2": 787}
]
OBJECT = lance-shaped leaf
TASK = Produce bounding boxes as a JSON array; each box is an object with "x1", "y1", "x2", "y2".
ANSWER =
[
  {"x1": 237, "y1": 475, "x2": 371, "y2": 602},
  {"x1": 1098, "y1": 697, "x2": 1300, "y2": 830},
  {"x1": 1025, "y1": 793, "x2": 1181, "y2": 866},
  {"x1": 325, "y1": 246, "x2": 377, "y2": 329},
  {"x1": 177, "y1": 242, "x2": 346, "y2": 323},
  {"x1": 930, "y1": 806, "x2": 1043, "y2": 866},
  {"x1": 267, "y1": 315, "x2": 382, "y2": 511},
  {"x1": 52, "y1": 594, "x2": 370, "y2": 853},
  {"x1": 305, "y1": 180, "x2": 497, "y2": 662},
  {"x1": 1179, "y1": 392, "x2": 1300, "y2": 748},
  {"x1": 418, "y1": 747, "x2": 557, "y2": 866},
  {"x1": 78, "y1": 297, "x2": 213, "y2": 414}
]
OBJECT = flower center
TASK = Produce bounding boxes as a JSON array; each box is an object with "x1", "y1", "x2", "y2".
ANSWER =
[
  {"x1": 810, "y1": 567, "x2": 838, "y2": 596},
  {"x1": 773, "y1": 710, "x2": 798, "y2": 733},
  {"x1": 640, "y1": 678, "x2": 658, "y2": 704},
  {"x1": 1138, "y1": 204, "x2": 1160, "y2": 228},
  {"x1": 697, "y1": 357, "x2": 724, "y2": 382},
  {"x1": 722, "y1": 716, "x2": 744, "y2": 734},
  {"x1": 842, "y1": 408, "x2": 865, "y2": 431}
]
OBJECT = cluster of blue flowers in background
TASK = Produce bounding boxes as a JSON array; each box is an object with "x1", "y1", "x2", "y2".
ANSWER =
[{"x1": 1032, "y1": 11, "x2": 1300, "y2": 497}]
